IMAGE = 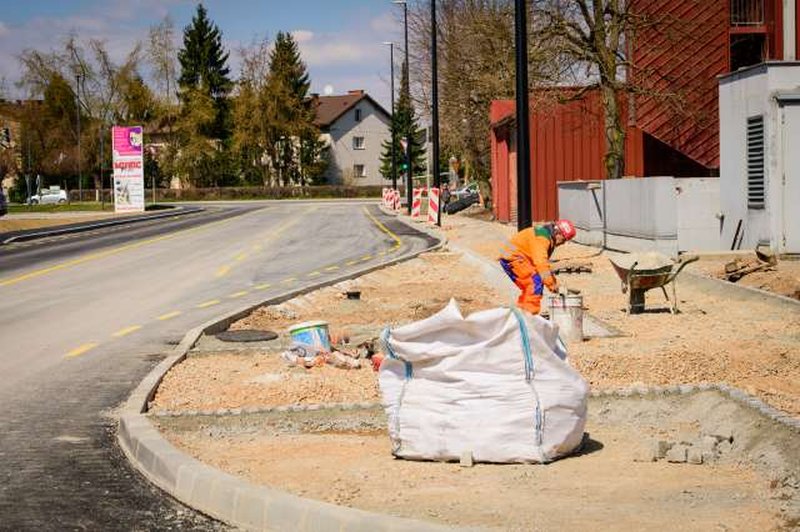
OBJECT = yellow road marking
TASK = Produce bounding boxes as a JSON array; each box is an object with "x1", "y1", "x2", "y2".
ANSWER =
[
  {"x1": 197, "y1": 299, "x2": 220, "y2": 308},
  {"x1": 251, "y1": 244, "x2": 263, "y2": 251},
  {"x1": 157, "y1": 311, "x2": 182, "y2": 321},
  {"x1": 64, "y1": 343, "x2": 99, "y2": 359},
  {"x1": 324, "y1": 266, "x2": 339, "y2": 272},
  {"x1": 230, "y1": 291, "x2": 248, "y2": 298},
  {"x1": 112, "y1": 325, "x2": 142, "y2": 338},
  {"x1": 216, "y1": 265, "x2": 231, "y2": 277},
  {"x1": 346, "y1": 260, "x2": 357, "y2": 266},
  {"x1": 361, "y1": 255, "x2": 372, "y2": 261},
  {"x1": 362, "y1": 206, "x2": 403, "y2": 247},
  {"x1": 307, "y1": 271, "x2": 321, "y2": 278},
  {"x1": 235, "y1": 252, "x2": 248, "y2": 262},
  {"x1": 281, "y1": 277, "x2": 297, "y2": 284},
  {"x1": 254, "y1": 283, "x2": 271, "y2": 290},
  {"x1": 0, "y1": 209, "x2": 254, "y2": 288}
]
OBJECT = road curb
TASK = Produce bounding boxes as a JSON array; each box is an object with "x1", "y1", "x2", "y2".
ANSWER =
[
  {"x1": 681, "y1": 271, "x2": 800, "y2": 310},
  {"x1": 118, "y1": 205, "x2": 454, "y2": 531},
  {"x1": 1, "y1": 205, "x2": 203, "y2": 244}
]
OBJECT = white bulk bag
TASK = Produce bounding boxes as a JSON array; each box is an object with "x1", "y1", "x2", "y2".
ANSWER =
[{"x1": 379, "y1": 299, "x2": 588, "y2": 463}]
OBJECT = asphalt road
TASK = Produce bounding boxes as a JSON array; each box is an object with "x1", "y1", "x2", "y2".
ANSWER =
[{"x1": 0, "y1": 201, "x2": 434, "y2": 530}]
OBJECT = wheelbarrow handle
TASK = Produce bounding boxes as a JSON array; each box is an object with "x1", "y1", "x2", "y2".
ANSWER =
[{"x1": 666, "y1": 255, "x2": 699, "y2": 284}]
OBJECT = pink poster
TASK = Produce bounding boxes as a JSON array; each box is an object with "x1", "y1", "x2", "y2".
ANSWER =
[{"x1": 112, "y1": 126, "x2": 143, "y2": 157}]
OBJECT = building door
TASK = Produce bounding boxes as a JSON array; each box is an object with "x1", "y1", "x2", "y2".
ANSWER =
[{"x1": 782, "y1": 102, "x2": 800, "y2": 253}]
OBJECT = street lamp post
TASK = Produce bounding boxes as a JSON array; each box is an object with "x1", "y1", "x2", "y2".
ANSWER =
[
  {"x1": 393, "y1": 0, "x2": 412, "y2": 215},
  {"x1": 75, "y1": 72, "x2": 83, "y2": 203},
  {"x1": 430, "y1": 0, "x2": 441, "y2": 226},
  {"x1": 382, "y1": 41, "x2": 397, "y2": 191},
  {"x1": 514, "y1": 0, "x2": 532, "y2": 230}
]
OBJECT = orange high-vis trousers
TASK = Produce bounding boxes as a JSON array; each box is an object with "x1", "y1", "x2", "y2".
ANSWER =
[{"x1": 499, "y1": 254, "x2": 546, "y2": 315}]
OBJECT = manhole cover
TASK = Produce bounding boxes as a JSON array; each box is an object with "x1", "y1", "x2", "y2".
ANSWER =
[{"x1": 215, "y1": 330, "x2": 278, "y2": 342}]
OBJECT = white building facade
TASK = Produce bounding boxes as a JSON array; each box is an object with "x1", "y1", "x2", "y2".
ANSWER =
[
  {"x1": 719, "y1": 62, "x2": 800, "y2": 254},
  {"x1": 315, "y1": 91, "x2": 392, "y2": 187}
]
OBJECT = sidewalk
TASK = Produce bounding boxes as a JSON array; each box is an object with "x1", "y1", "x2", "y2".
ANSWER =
[{"x1": 137, "y1": 208, "x2": 799, "y2": 530}]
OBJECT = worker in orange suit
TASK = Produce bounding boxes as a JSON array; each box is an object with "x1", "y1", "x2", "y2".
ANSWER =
[{"x1": 499, "y1": 220, "x2": 577, "y2": 315}]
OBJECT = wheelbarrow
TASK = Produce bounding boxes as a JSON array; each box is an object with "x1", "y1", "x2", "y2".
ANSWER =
[{"x1": 608, "y1": 253, "x2": 699, "y2": 314}]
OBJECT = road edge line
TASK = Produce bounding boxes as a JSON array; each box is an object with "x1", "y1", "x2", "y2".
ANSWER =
[{"x1": 117, "y1": 204, "x2": 451, "y2": 532}]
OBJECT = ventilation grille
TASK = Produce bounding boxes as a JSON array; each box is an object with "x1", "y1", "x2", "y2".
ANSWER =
[{"x1": 746, "y1": 115, "x2": 765, "y2": 209}]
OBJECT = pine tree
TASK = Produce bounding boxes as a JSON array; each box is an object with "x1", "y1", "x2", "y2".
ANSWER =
[
  {"x1": 177, "y1": 3, "x2": 232, "y2": 139},
  {"x1": 379, "y1": 67, "x2": 425, "y2": 184},
  {"x1": 265, "y1": 32, "x2": 322, "y2": 185}
]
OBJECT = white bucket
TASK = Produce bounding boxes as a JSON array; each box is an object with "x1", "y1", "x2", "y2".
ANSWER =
[{"x1": 547, "y1": 294, "x2": 584, "y2": 344}]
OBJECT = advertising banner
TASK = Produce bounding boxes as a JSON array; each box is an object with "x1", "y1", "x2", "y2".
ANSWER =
[{"x1": 111, "y1": 126, "x2": 145, "y2": 213}]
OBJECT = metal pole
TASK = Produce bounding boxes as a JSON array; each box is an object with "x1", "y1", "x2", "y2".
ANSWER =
[
  {"x1": 431, "y1": 0, "x2": 441, "y2": 226},
  {"x1": 100, "y1": 124, "x2": 104, "y2": 210},
  {"x1": 403, "y1": 1, "x2": 412, "y2": 215},
  {"x1": 76, "y1": 73, "x2": 82, "y2": 203},
  {"x1": 514, "y1": 0, "x2": 532, "y2": 230},
  {"x1": 384, "y1": 42, "x2": 397, "y2": 190}
]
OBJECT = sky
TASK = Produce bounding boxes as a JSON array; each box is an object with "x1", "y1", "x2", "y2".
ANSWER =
[{"x1": 0, "y1": 0, "x2": 406, "y2": 109}]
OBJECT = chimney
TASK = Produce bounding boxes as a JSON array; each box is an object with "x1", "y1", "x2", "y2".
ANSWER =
[{"x1": 348, "y1": 89, "x2": 365, "y2": 96}]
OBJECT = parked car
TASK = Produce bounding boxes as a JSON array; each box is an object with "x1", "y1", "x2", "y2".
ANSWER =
[
  {"x1": 450, "y1": 182, "x2": 480, "y2": 202},
  {"x1": 0, "y1": 189, "x2": 7, "y2": 217},
  {"x1": 29, "y1": 189, "x2": 67, "y2": 205}
]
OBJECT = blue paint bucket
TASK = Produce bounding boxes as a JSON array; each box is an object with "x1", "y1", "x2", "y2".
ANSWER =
[{"x1": 288, "y1": 321, "x2": 331, "y2": 351}]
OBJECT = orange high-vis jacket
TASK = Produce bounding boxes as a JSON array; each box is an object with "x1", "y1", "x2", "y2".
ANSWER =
[{"x1": 508, "y1": 226, "x2": 558, "y2": 291}]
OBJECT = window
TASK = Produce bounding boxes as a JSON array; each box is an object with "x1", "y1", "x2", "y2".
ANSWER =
[
  {"x1": 353, "y1": 164, "x2": 366, "y2": 178},
  {"x1": 355, "y1": 108, "x2": 362, "y2": 122},
  {"x1": 746, "y1": 115, "x2": 765, "y2": 209},
  {"x1": 353, "y1": 136, "x2": 365, "y2": 150}
]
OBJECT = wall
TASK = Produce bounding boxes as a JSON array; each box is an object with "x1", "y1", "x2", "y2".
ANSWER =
[
  {"x1": 557, "y1": 177, "x2": 722, "y2": 256},
  {"x1": 325, "y1": 100, "x2": 391, "y2": 187},
  {"x1": 719, "y1": 62, "x2": 800, "y2": 253},
  {"x1": 630, "y1": 0, "x2": 729, "y2": 170}
]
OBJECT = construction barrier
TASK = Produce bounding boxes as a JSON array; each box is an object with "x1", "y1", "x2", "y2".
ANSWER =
[
  {"x1": 392, "y1": 189, "x2": 401, "y2": 211},
  {"x1": 427, "y1": 187, "x2": 440, "y2": 224},
  {"x1": 411, "y1": 188, "x2": 422, "y2": 218}
]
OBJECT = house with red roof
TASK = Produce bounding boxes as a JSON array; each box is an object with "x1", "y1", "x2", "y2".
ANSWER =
[{"x1": 313, "y1": 90, "x2": 392, "y2": 186}]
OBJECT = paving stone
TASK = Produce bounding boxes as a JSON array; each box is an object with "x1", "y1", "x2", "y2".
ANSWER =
[
  {"x1": 460, "y1": 451, "x2": 474, "y2": 467},
  {"x1": 687, "y1": 447, "x2": 704, "y2": 465},
  {"x1": 651, "y1": 440, "x2": 673, "y2": 460},
  {"x1": 666, "y1": 444, "x2": 688, "y2": 463}
]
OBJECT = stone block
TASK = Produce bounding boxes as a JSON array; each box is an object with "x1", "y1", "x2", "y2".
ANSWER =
[
  {"x1": 460, "y1": 451, "x2": 474, "y2": 467},
  {"x1": 665, "y1": 444, "x2": 688, "y2": 463},
  {"x1": 233, "y1": 486, "x2": 268, "y2": 530},
  {"x1": 687, "y1": 447, "x2": 703, "y2": 465},
  {"x1": 651, "y1": 440, "x2": 673, "y2": 460}
]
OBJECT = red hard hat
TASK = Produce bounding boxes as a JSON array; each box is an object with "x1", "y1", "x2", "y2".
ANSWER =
[{"x1": 555, "y1": 219, "x2": 576, "y2": 241}]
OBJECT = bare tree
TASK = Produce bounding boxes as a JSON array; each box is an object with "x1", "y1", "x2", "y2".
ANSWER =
[
  {"x1": 407, "y1": 1, "x2": 560, "y2": 194},
  {"x1": 147, "y1": 16, "x2": 178, "y2": 111},
  {"x1": 533, "y1": 0, "x2": 703, "y2": 179}
]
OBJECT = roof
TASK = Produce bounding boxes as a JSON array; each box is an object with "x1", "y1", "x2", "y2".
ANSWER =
[{"x1": 313, "y1": 91, "x2": 391, "y2": 128}]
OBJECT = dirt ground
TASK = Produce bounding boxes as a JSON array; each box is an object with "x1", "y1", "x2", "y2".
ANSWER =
[
  {"x1": 149, "y1": 209, "x2": 800, "y2": 530},
  {"x1": 693, "y1": 255, "x2": 800, "y2": 301},
  {"x1": 155, "y1": 392, "x2": 793, "y2": 530}
]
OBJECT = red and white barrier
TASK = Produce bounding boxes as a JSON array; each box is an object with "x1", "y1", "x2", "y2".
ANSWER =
[
  {"x1": 411, "y1": 188, "x2": 422, "y2": 218},
  {"x1": 392, "y1": 189, "x2": 401, "y2": 211},
  {"x1": 382, "y1": 188, "x2": 389, "y2": 207},
  {"x1": 427, "y1": 187, "x2": 440, "y2": 224}
]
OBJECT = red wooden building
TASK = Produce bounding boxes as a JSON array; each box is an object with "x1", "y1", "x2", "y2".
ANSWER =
[{"x1": 491, "y1": 0, "x2": 799, "y2": 223}]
